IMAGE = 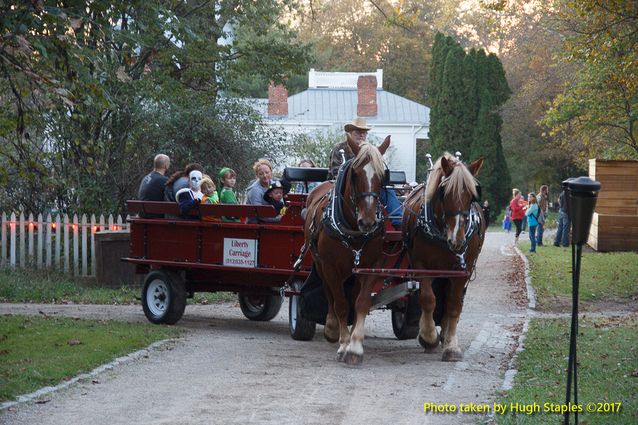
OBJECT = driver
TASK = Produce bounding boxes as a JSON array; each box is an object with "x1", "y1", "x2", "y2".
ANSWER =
[{"x1": 327, "y1": 117, "x2": 403, "y2": 229}]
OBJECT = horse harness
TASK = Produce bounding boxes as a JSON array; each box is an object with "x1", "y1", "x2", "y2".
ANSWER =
[{"x1": 308, "y1": 160, "x2": 385, "y2": 267}]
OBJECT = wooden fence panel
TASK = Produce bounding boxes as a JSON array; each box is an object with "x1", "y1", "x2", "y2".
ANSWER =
[
  {"x1": 1, "y1": 210, "x2": 130, "y2": 276},
  {"x1": 19, "y1": 213, "x2": 26, "y2": 267},
  {"x1": 28, "y1": 213, "x2": 34, "y2": 264},
  {"x1": 73, "y1": 214, "x2": 79, "y2": 276},
  {"x1": 37, "y1": 213, "x2": 43, "y2": 268},
  {"x1": 45, "y1": 213, "x2": 52, "y2": 268},
  {"x1": 55, "y1": 215, "x2": 61, "y2": 268},
  {"x1": 10, "y1": 213, "x2": 16, "y2": 267},
  {"x1": 64, "y1": 215, "x2": 70, "y2": 273},
  {"x1": 1, "y1": 213, "x2": 6, "y2": 267}
]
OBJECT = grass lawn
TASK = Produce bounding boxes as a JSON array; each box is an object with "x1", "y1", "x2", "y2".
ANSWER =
[
  {"x1": 0, "y1": 314, "x2": 182, "y2": 402},
  {"x1": 516, "y1": 240, "x2": 638, "y2": 308},
  {"x1": 0, "y1": 268, "x2": 235, "y2": 304},
  {"x1": 494, "y1": 315, "x2": 638, "y2": 425}
]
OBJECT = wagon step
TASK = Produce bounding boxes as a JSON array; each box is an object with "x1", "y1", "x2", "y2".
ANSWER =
[{"x1": 370, "y1": 280, "x2": 420, "y2": 311}]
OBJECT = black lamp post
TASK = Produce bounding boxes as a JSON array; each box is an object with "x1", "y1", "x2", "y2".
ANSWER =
[{"x1": 564, "y1": 176, "x2": 601, "y2": 425}]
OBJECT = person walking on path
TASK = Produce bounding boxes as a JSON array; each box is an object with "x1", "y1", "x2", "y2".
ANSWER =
[
  {"x1": 509, "y1": 189, "x2": 526, "y2": 245},
  {"x1": 525, "y1": 192, "x2": 540, "y2": 253},
  {"x1": 536, "y1": 185, "x2": 549, "y2": 246},
  {"x1": 554, "y1": 187, "x2": 571, "y2": 247}
]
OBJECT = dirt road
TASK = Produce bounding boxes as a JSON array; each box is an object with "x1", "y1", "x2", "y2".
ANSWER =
[{"x1": 0, "y1": 231, "x2": 527, "y2": 425}]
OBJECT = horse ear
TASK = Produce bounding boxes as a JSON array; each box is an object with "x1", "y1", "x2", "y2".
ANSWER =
[
  {"x1": 346, "y1": 133, "x2": 361, "y2": 155},
  {"x1": 440, "y1": 156, "x2": 454, "y2": 176},
  {"x1": 378, "y1": 135, "x2": 391, "y2": 155},
  {"x1": 468, "y1": 157, "x2": 484, "y2": 176}
]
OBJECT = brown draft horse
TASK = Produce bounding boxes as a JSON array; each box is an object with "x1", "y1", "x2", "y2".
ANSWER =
[
  {"x1": 402, "y1": 153, "x2": 486, "y2": 361},
  {"x1": 304, "y1": 134, "x2": 390, "y2": 365}
]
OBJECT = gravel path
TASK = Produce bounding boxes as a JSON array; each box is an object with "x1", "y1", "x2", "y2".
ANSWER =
[{"x1": 1, "y1": 231, "x2": 528, "y2": 425}]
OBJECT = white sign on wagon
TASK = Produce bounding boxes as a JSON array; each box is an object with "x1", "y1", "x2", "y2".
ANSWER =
[{"x1": 223, "y1": 238, "x2": 258, "y2": 268}]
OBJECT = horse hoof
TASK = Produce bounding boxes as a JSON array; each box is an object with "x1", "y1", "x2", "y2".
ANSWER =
[
  {"x1": 336, "y1": 350, "x2": 346, "y2": 362},
  {"x1": 419, "y1": 335, "x2": 439, "y2": 351},
  {"x1": 343, "y1": 351, "x2": 363, "y2": 366},
  {"x1": 442, "y1": 349, "x2": 463, "y2": 362}
]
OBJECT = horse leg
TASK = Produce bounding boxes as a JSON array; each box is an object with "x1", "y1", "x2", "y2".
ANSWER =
[
  {"x1": 315, "y1": 263, "x2": 339, "y2": 342},
  {"x1": 323, "y1": 268, "x2": 351, "y2": 361},
  {"x1": 417, "y1": 277, "x2": 439, "y2": 350},
  {"x1": 440, "y1": 278, "x2": 466, "y2": 362},
  {"x1": 344, "y1": 275, "x2": 373, "y2": 366}
]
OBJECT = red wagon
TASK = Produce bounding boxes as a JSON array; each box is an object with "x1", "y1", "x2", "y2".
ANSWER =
[{"x1": 123, "y1": 168, "x2": 468, "y2": 340}]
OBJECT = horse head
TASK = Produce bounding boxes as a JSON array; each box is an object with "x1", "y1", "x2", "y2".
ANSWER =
[
  {"x1": 345, "y1": 134, "x2": 390, "y2": 233},
  {"x1": 428, "y1": 153, "x2": 483, "y2": 252}
]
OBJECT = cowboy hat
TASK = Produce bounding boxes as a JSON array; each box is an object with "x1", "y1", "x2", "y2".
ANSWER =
[{"x1": 344, "y1": 117, "x2": 372, "y2": 132}]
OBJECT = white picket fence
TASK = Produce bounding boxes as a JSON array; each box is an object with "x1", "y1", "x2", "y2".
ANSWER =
[{"x1": 0, "y1": 212, "x2": 130, "y2": 277}]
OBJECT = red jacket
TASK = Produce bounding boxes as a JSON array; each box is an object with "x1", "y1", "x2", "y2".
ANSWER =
[{"x1": 509, "y1": 198, "x2": 526, "y2": 220}]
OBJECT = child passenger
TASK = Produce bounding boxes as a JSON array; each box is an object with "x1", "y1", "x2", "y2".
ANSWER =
[
  {"x1": 217, "y1": 167, "x2": 240, "y2": 222},
  {"x1": 217, "y1": 167, "x2": 238, "y2": 204},
  {"x1": 262, "y1": 179, "x2": 287, "y2": 223},
  {"x1": 200, "y1": 176, "x2": 219, "y2": 204}
]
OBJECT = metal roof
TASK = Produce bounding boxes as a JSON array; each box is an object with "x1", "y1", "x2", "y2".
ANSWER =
[{"x1": 257, "y1": 88, "x2": 429, "y2": 126}]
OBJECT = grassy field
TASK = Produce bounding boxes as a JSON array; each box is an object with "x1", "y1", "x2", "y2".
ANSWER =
[
  {"x1": 0, "y1": 315, "x2": 182, "y2": 401},
  {"x1": 0, "y1": 268, "x2": 235, "y2": 304},
  {"x1": 517, "y1": 240, "x2": 638, "y2": 307},
  {"x1": 494, "y1": 315, "x2": 638, "y2": 425}
]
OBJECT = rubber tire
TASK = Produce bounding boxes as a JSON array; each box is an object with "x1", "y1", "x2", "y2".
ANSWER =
[
  {"x1": 238, "y1": 292, "x2": 284, "y2": 321},
  {"x1": 142, "y1": 270, "x2": 186, "y2": 325},
  {"x1": 391, "y1": 291, "x2": 420, "y2": 340},
  {"x1": 289, "y1": 280, "x2": 316, "y2": 340}
]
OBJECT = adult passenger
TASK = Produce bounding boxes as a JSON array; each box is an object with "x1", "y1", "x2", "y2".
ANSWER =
[
  {"x1": 138, "y1": 154, "x2": 170, "y2": 201},
  {"x1": 291, "y1": 159, "x2": 319, "y2": 194},
  {"x1": 164, "y1": 163, "x2": 204, "y2": 202}
]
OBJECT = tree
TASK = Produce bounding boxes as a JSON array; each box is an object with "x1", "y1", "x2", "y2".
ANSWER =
[
  {"x1": 293, "y1": 0, "x2": 435, "y2": 103},
  {"x1": 0, "y1": 1, "x2": 311, "y2": 214},
  {"x1": 427, "y1": 33, "x2": 511, "y2": 211},
  {"x1": 543, "y1": 0, "x2": 638, "y2": 159}
]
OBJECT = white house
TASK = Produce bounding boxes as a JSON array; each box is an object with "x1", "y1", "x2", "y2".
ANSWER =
[{"x1": 257, "y1": 69, "x2": 430, "y2": 182}]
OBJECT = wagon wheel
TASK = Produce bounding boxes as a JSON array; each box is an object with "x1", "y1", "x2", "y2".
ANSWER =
[
  {"x1": 391, "y1": 291, "x2": 420, "y2": 340},
  {"x1": 142, "y1": 269, "x2": 186, "y2": 325},
  {"x1": 238, "y1": 291, "x2": 284, "y2": 321},
  {"x1": 288, "y1": 280, "x2": 316, "y2": 341}
]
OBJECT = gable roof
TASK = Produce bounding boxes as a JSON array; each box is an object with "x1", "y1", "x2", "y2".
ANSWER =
[{"x1": 256, "y1": 88, "x2": 429, "y2": 126}]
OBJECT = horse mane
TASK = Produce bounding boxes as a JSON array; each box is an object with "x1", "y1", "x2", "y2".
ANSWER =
[
  {"x1": 425, "y1": 152, "x2": 478, "y2": 202},
  {"x1": 350, "y1": 143, "x2": 385, "y2": 178}
]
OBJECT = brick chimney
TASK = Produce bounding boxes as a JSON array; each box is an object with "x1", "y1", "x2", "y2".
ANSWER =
[
  {"x1": 357, "y1": 76, "x2": 377, "y2": 117},
  {"x1": 268, "y1": 83, "x2": 288, "y2": 116}
]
